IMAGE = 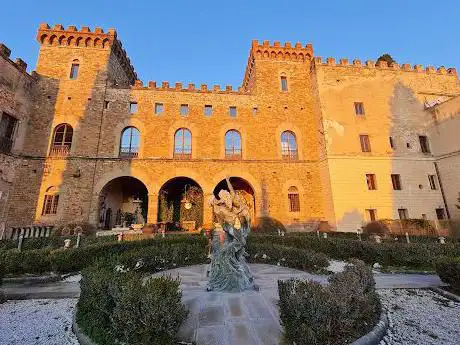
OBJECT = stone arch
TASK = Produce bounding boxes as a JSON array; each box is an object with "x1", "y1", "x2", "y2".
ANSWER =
[
  {"x1": 40, "y1": 34, "x2": 48, "y2": 44},
  {"x1": 58, "y1": 35, "x2": 66, "y2": 45},
  {"x1": 94, "y1": 37, "x2": 102, "y2": 48},
  {"x1": 49, "y1": 35, "x2": 57, "y2": 45},
  {"x1": 67, "y1": 36, "x2": 75, "y2": 46},
  {"x1": 76, "y1": 37, "x2": 83, "y2": 47},
  {"x1": 93, "y1": 169, "x2": 153, "y2": 197},
  {"x1": 84, "y1": 37, "x2": 92, "y2": 47},
  {"x1": 102, "y1": 38, "x2": 110, "y2": 48},
  {"x1": 156, "y1": 169, "x2": 211, "y2": 195},
  {"x1": 211, "y1": 170, "x2": 261, "y2": 201}
]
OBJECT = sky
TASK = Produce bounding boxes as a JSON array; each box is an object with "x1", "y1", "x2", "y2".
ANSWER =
[{"x1": 0, "y1": 0, "x2": 458, "y2": 88}]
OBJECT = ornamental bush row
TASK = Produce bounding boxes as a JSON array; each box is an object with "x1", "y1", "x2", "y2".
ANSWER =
[
  {"x1": 278, "y1": 259, "x2": 381, "y2": 345},
  {"x1": 0, "y1": 235, "x2": 208, "y2": 275},
  {"x1": 250, "y1": 234, "x2": 460, "y2": 269},
  {"x1": 435, "y1": 257, "x2": 460, "y2": 293},
  {"x1": 246, "y1": 242, "x2": 329, "y2": 273},
  {"x1": 77, "y1": 262, "x2": 188, "y2": 345}
]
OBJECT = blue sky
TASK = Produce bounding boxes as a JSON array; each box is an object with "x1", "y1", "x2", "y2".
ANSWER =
[{"x1": 1, "y1": 0, "x2": 458, "y2": 87}]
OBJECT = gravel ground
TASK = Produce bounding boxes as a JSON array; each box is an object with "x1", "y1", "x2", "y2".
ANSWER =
[
  {"x1": 378, "y1": 289, "x2": 460, "y2": 345},
  {"x1": 0, "y1": 299, "x2": 79, "y2": 345}
]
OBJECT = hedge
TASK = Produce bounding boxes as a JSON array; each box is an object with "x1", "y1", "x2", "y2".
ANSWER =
[
  {"x1": 435, "y1": 257, "x2": 460, "y2": 293},
  {"x1": 250, "y1": 234, "x2": 460, "y2": 269},
  {"x1": 278, "y1": 259, "x2": 381, "y2": 345}
]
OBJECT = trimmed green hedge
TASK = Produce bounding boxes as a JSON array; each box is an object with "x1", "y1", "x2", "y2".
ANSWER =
[
  {"x1": 278, "y1": 260, "x2": 381, "y2": 345},
  {"x1": 250, "y1": 234, "x2": 460, "y2": 269},
  {"x1": 436, "y1": 257, "x2": 460, "y2": 293}
]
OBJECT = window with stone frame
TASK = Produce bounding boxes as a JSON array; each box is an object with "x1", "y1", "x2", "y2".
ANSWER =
[
  {"x1": 42, "y1": 187, "x2": 59, "y2": 215},
  {"x1": 419, "y1": 135, "x2": 431, "y2": 154},
  {"x1": 366, "y1": 174, "x2": 377, "y2": 190},
  {"x1": 359, "y1": 134, "x2": 371, "y2": 152},
  {"x1": 354, "y1": 102, "x2": 365, "y2": 116},
  {"x1": 391, "y1": 174, "x2": 402, "y2": 190},
  {"x1": 0, "y1": 112, "x2": 18, "y2": 154},
  {"x1": 288, "y1": 186, "x2": 300, "y2": 212},
  {"x1": 225, "y1": 130, "x2": 242, "y2": 159},
  {"x1": 281, "y1": 131, "x2": 298, "y2": 160},
  {"x1": 50, "y1": 123, "x2": 73, "y2": 156},
  {"x1": 398, "y1": 208, "x2": 409, "y2": 220},
  {"x1": 119, "y1": 126, "x2": 140, "y2": 158},
  {"x1": 280, "y1": 75, "x2": 288, "y2": 91},
  {"x1": 69, "y1": 60, "x2": 79, "y2": 79},
  {"x1": 174, "y1": 128, "x2": 192, "y2": 159},
  {"x1": 428, "y1": 175, "x2": 438, "y2": 190}
]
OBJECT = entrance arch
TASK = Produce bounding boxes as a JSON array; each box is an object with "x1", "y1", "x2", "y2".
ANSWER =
[
  {"x1": 157, "y1": 177, "x2": 204, "y2": 231},
  {"x1": 98, "y1": 176, "x2": 148, "y2": 229},
  {"x1": 213, "y1": 177, "x2": 256, "y2": 222}
]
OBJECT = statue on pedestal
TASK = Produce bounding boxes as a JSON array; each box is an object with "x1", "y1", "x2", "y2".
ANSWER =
[{"x1": 207, "y1": 177, "x2": 256, "y2": 292}]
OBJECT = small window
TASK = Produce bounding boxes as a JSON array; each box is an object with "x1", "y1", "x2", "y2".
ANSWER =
[
  {"x1": 354, "y1": 102, "x2": 365, "y2": 116},
  {"x1": 436, "y1": 208, "x2": 446, "y2": 220},
  {"x1": 366, "y1": 209, "x2": 377, "y2": 222},
  {"x1": 419, "y1": 135, "x2": 431, "y2": 154},
  {"x1": 104, "y1": 101, "x2": 109, "y2": 110},
  {"x1": 129, "y1": 102, "x2": 138, "y2": 114},
  {"x1": 69, "y1": 63, "x2": 79, "y2": 79},
  {"x1": 42, "y1": 187, "x2": 59, "y2": 215},
  {"x1": 252, "y1": 107, "x2": 258, "y2": 115},
  {"x1": 366, "y1": 174, "x2": 377, "y2": 190},
  {"x1": 406, "y1": 142, "x2": 411, "y2": 149},
  {"x1": 204, "y1": 105, "x2": 212, "y2": 116},
  {"x1": 428, "y1": 175, "x2": 438, "y2": 190},
  {"x1": 280, "y1": 76, "x2": 288, "y2": 91},
  {"x1": 288, "y1": 186, "x2": 300, "y2": 212},
  {"x1": 180, "y1": 104, "x2": 189, "y2": 116},
  {"x1": 391, "y1": 174, "x2": 402, "y2": 190},
  {"x1": 0, "y1": 113, "x2": 18, "y2": 154},
  {"x1": 389, "y1": 136, "x2": 394, "y2": 149},
  {"x1": 360, "y1": 135, "x2": 371, "y2": 152},
  {"x1": 398, "y1": 208, "x2": 409, "y2": 220},
  {"x1": 229, "y1": 106, "x2": 237, "y2": 117},
  {"x1": 155, "y1": 103, "x2": 164, "y2": 114}
]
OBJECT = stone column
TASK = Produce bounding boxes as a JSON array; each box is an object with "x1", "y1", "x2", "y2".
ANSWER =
[
  {"x1": 203, "y1": 193, "x2": 214, "y2": 228},
  {"x1": 147, "y1": 193, "x2": 158, "y2": 224}
]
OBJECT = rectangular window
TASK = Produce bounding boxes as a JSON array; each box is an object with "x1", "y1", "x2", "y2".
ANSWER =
[
  {"x1": 42, "y1": 195, "x2": 59, "y2": 215},
  {"x1": 398, "y1": 208, "x2": 408, "y2": 220},
  {"x1": 360, "y1": 134, "x2": 371, "y2": 152},
  {"x1": 288, "y1": 193, "x2": 300, "y2": 212},
  {"x1": 155, "y1": 103, "x2": 164, "y2": 114},
  {"x1": 391, "y1": 174, "x2": 402, "y2": 190},
  {"x1": 69, "y1": 63, "x2": 79, "y2": 79},
  {"x1": 180, "y1": 104, "x2": 189, "y2": 116},
  {"x1": 354, "y1": 102, "x2": 365, "y2": 116},
  {"x1": 0, "y1": 112, "x2": 18, "y2": 154},
  {"x1": 280, "y1": 76, "x2": 288, "y2": 91},
  {"x1": 389, "y1": 136, "x2": 395, "y2": 149},
  {"x1": 129, "y1": 102, "x2": 138, "y2": 114},
  {"x1": 366, "y1": 209, "x2": 377, "y2": 222},
  {"x1": 419, "y1": 135, "x2": 431, "y2": 153},
  {"x1": 366, "y1": 174, "x2": 377, "y2": 190},
  {"x1": 204, "y1": 105, "x2": 212, "y2": 116},
  {"x1": 229, "y1": 106, "x2": 237, "y2": 117},
  {"x1": 436, "y1": 208, "x2": 446, "y2": 220},
  {"x1": 428, "y1": 175, "x2": 438, "y2": 190},
  {"x1": 104, "y1": 101, "x2": 109, "y2": 110}
]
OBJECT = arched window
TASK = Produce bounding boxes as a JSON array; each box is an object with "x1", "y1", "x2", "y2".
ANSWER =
[
  {"x1": 281, "y1": 131, "x2": 298, "y2": 160},
  {"x1": 288, "y1": 186, "x2": 300, "y2": 212},
  {"x1": 119, "y1": 127, "x2": 140, "y2": 158},
  {"x1": 42, "y1": 186, "x2": 59, "y2": 215},
  {"x1": 50, "y1": 123, "x2": 73, "y2": 156},
  {"x1": 174, "y1": 128, "x2": 192, "y2": 159},
  {"x1": 225, "y1": 130, "x2": 242, "y2": 159},
  {"x1": 70, "y1": 59, "x2": 79, "y2": 79}
]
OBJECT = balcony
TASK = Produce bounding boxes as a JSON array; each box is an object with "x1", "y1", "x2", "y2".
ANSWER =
[
  {"x1": 225, "y1": 148, "x2": 242, "y2": 160},
  {"x1": 282, "y1": 149, "x2": 298, "y2": 160},
  {"x1": 0, "y1": 136, "x2": 13, "y2": 154},
  {"x1": 174, "y1": 151, "x2": 192, "y2": 160},
  {"x1": 119, "y1": 146, "x2": 138, "y2": 158},
  {"x1": 49, "y1": 145, "x2": 71, "y2": 157}
]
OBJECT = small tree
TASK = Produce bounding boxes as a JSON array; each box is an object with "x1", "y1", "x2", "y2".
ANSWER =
[{"x1": 376, "y1": 53, "x2": 396, "y2": 66}]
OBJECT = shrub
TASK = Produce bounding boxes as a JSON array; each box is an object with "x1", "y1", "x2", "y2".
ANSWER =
[
  {"x1": 436, "y1": 257, "x2": 460, "y2": 293},
  {"x1": 77, "y1": 262, "x2": 188, "y2": 345},
  {"x1": 278, "y1": 260, "x2": 381, "y2": 345},
  {"x1": 253, "y1": 217, "x2": 287, "y2": 233},
  {"x1": 362, "y1": 221, "x2": 388, "y2": 235}
]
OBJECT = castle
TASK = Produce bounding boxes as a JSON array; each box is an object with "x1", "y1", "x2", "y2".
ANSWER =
[{"x1": 0, "y1": 23, "x2": 459, "y2": 237}]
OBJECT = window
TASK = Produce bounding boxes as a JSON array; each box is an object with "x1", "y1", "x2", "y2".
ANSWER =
[
  {"x1": 281, "y1": 131, "x2": 298, "y2": 160},
  {"x1": 204, "y1": 105, "x2": 212, "y2": 116},
  {"x1": 119, "y1": 127, "x2": 140, "y2": 158},
  {"x1": 104, "y1": 101, "x2": 109, "y2": 110},
  {"x1": 42, "y1": 187, "x2": 59, "y2": 215},
  {"x1": 280, "y1": 76, "x2": 288, "y2": 91},
  {"x1": 288, "y1": 186, "x2": 300, "y2": 212},
  {"x1": 354, "y1": 102, "x2": 365, "y2": 116},
  {"x1": 229, "y1": 106, "x2": 237, "y2": 117},
  {"x1": 69, "y1": 62, "x2": 79, "y2": 79},
  {"x1": 180, "y1": 104, "x2": 189, "y2": 116},
  {"x1": 360, "y1": 134, "x2": 371, "y2": 152},
  {"x1": 389, "y1": 136, "x2": 394, "y2": 149},
  {"x1": 419, "y1": 135, "x2": 430, "y2": 154},
  {"x1": 155, "y1": 103, "x2": 164, "y2": 114},
  {"x1": 174, "y1": 128, "x2": 192, "y2": 159},
  {"x1": 428, "y1": 175, "x2": 438, "y2": 190},
  {"x1": 366, "y1": 174, "x2": 377, "y2": 190},
  {"x1": 436, "y1": 208, "x2": 446, "y2": 220},
  {"x1": 366, "y1": 209, "x2": 377, "y2": 222},
  {"x1": 0, "y1": 112, "x2": 18, "y2": 154},
  {"x1": 50, "y1": 123, "x2": 73, "y2": 156},
  {"x1": 225, "y1": 130, "x2": 242, "y2": 159},
  {"x1": 129, "y1": 102, "x2": 138, "y2": 114},
  {"x1": 398, "y1": 208, "x2": 408, "y2": 220},
  {"x1": 252, "y1": 107, "x2": 258, "y2": 115},
  {"x1": 391, "y1": 174, "x2": 402, "y2": 190}
]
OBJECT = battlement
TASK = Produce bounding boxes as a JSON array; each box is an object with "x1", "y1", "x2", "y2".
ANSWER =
[
  {"x1": 313, "y1": 56, "x2": 457, "y2": 76},
  {"x1": 131, "y1": 80, "x2": 246, "y2": 95},
  {"x1": 36, "y1": 23, "x2": 137, "y2": 83},
  {"x1": 251, "y1": 40, "x2": 313, "y2": 62},
  {"x1": 0, "y1": 43, "x2": 35, "y2": 78}
]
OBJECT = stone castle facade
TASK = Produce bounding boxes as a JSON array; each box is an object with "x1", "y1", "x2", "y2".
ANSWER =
[{"x1": 0, "y1": 23, "x2": 459, "y2": 237}]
